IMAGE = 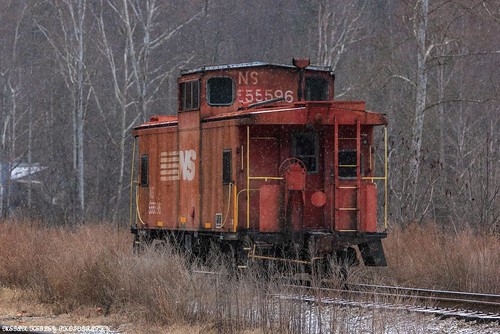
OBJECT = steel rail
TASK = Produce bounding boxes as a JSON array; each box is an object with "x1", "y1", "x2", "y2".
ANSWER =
[
  {"x1": 349, "y1": 283, "x2": 500, "y2": 307},
  {"x1": 280, "y1": 282, "x2": 500, "y2": 323}
]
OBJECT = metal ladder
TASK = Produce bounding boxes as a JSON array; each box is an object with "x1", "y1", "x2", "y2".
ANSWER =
[{"x1": 333, "y1": 119, "x2": 362, "y2": 231}]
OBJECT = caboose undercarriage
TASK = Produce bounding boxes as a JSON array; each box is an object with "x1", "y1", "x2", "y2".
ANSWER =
[{"x1": 131, "y1": 227, "x2": 387, "y2": 271}]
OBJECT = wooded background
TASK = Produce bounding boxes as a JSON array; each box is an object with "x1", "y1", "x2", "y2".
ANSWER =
[{"x1": 0, "y1": 0, "x2": 498, "y2": 232}]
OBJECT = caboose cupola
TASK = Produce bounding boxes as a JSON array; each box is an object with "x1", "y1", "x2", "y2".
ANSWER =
[{"x1": 177, "y1": 59, "x2": 335, "y2": 118}]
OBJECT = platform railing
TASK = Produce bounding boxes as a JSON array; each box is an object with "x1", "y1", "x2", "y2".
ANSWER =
[{"x1": 361, "y1": 126, "x2": 388, "y2": 230}]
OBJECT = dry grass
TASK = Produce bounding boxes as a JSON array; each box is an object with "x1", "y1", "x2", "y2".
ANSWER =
[
  {"x1": 0, "y1": 220, "x2": 340, "y2": 332},
  {"x1": 0, "y1": 219, "x2": 498, "y2": 332},
  {"x1": 0, "y1": 221, "x2": 127, "y2": 313},
  {"x1": 384, "y1": 222, "x2": 500, "y2": 294}
]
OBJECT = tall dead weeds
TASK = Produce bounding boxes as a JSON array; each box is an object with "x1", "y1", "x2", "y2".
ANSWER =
[
  {"x1": 384, "y1": 222, "x2": 500, "y2": 293},
  {"x1": 1, "y1": 219, "x2": 498, "y2": 332}
]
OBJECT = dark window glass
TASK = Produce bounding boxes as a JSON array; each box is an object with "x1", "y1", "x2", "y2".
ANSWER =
[
  {"x1": 222, "y1": 149, "x2": 232, "y2": 184},
  {"x1": 192, "y1": 80, "x2": 199, "y2": 108},
  {"x1": 292, "y1": 132, "x2": 318, "y2": 173},
  {"x1": 140, "y1": 154, "x2": 149, "y2": 187},
  {"x1": 338, "y1": 151, "x2": 363, "y2": 178},
  {"x1": 207, "y1": 77, "x2": 233, "y2": 105},
  {"x1": 305, "y1": 77, "x2": 329, "y2": 101},
  {"x1": 180, "y1": 80, "x2": 200, "y2": 111}
]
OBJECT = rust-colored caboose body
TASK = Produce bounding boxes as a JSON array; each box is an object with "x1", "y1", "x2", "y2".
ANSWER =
[{"x1": 131, "y1": 59, "x2": 388, "y2": 268}]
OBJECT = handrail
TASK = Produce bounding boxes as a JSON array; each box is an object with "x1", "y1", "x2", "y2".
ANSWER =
[
  {"x1": 247, "y1": 126, "x2": 250, "y2": 229},
  {"x1": 362, "y1": 176, "x2": 386, "y2": 180},
  {"x1": 135, "y1": 185, "x2": 146, "y2": 226},
  {"x1": 129, "y1": 138, "x2": 146, "y2": 227},
  {"x1": 233, "y1": 183, "x2": 238, "y2": 232},
  {"x1": 129, "y1": 138, "x2": 136, "y2": 228},
  {"x1": 248, "y1": 176, "x2": 283, "y2": 181},
  {"x1": 237, "y1": 188, "x2": 260, "y2": 229},
  {"x1": 384, "y1": 125, "x2": 388, "y2": 230},
  {"x1": 245, "y1": 126, "x2": 285, "y2": 229},
  {"x1": 361, "y1": 126, "x2": 388, "y2": 230},
  {"x1": 220, "y1": 183, "x2": 233, "y2": 228},
  {"x1": 356, "y1": 120, "x2": 361, "y2": 231},
  {"x1": 333, "y1": 121, "x2": 388, "y2": 233}
]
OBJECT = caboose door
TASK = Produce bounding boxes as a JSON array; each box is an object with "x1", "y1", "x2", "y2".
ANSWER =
[{"x1": 290, "y1": 130, "x2": 325, "y2": 230}]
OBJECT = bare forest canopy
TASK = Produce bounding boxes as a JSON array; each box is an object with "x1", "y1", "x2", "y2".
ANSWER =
[{"x1": 0, "y1": 0, "x2": 498, "y2": 230}]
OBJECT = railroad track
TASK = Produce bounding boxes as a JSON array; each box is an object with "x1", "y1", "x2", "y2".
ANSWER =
[
  {"x1": 350, "y1": 283, "x2": 500, "y2": 312},
  {"x1": 280, "y1": 282, "x2": 500, "y2": 323}
]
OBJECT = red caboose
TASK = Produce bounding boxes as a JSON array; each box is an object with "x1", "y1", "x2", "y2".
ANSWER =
[{"x1": 130, "y1": 58, "x2": 388, "y2": 268}]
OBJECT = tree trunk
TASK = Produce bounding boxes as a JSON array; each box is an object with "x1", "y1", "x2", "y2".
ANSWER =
[{"x1": 409, "y1": 0, "x2": 429, "y2": 207}]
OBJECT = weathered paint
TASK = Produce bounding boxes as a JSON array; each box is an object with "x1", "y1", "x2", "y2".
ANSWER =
[{"x1": 133, "y1": 60, "x2": 387, "y2": 238}]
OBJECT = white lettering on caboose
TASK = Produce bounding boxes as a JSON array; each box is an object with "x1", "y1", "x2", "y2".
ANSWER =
[
  {"x1": 236, "y1": 70, "x2": 294, "y2": 104},
  {"x1": 180, "y1": 150, "x2": 196, "y2": 181},
  {"x1": 160, "y1": 150, "x2": 196, "y2": 181}
]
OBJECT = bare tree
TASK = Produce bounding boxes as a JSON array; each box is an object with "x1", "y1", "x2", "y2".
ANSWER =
[
  {"x1": 36, "y1": 0, "x2": 87, "y2": 223},
  {"x1": 383, "y1": 0, "x2": 500, "y2": 225},
  {"x1": 109, "y1": 0, "x2": 202, "y2": 121},
  {"x1": 315, "y1": 0, "x2": 367, "y2": 74},
  {"x1": 90, "y1": 0, "x2": 201, "y2": 223},
  {"x1": 407, "y1": 0, "x2": 429, "y2": 205},
  {"x1": 0, "y1": 2, "x2": 30, "y2": 218}
]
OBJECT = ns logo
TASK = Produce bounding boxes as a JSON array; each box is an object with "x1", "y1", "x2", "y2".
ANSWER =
[
  {"x1": 179, "y1": 149, "x2": 196, "y2": 181},
  {"x1": 160, "y1": 149, "x2": 196, "y2": 182}
]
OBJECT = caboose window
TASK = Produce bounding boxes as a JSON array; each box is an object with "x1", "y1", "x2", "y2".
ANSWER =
[
  {"x1": 305, "y1": 77, "x2": 329, "y2": 101},
  {"x1": 338, "y1": 150, "x2": 363, "y2": 178},
  {"x1": 140, "y1": 154, "x2": 149, "y2": 187},
  {"x1": 222, "y1": 149, "x2": 232, "y2": 184},
  {"x1": 207, "y1": 77, "x2": 234, "y2": 106},
  {"x1": 292, "y1": 132, "x2": 318, "y2": 173},
  {"x1": 180, "y1": 80, "x2": 200, "y2": 111}
]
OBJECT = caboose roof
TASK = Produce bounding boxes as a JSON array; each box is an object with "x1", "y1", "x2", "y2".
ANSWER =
[
  {"x1": 180, "y1": 62, "x2": 332, "y2": 76},
  {"x1": 202, "y1": 101, "x2": 387, "y2": 125}
]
